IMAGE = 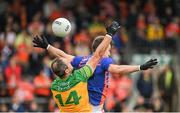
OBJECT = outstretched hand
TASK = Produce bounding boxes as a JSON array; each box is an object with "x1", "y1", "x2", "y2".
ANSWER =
[
  {"x1": 33, "y1": 35, "x2": 49, "y2": 49},
  {"x1": 140, "y1": 59, "x2": 158, "y2": 70},
  {"x1": 106, "y1": 21, "x2": 121, "y2": 37}
]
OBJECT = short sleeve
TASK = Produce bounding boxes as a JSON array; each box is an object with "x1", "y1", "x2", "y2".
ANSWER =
[
  {"x1": 71, "y1": 56, "x2": 83, "y2": 68},
  {"x1": 101, "y1": 57, "x2": 114, "y2": 70},
  {"x1": 74, "y1": 65, "x2": 93, "y2": 81}
]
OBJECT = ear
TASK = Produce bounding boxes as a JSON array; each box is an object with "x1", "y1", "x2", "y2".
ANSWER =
[{"x1": 64, "y1": 69, "x2": 69, "y2": 74}]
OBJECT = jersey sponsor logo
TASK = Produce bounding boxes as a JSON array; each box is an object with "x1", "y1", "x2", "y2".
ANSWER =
[{"x1": 51, "y1": 76, "x2": 80, "y2": 92}]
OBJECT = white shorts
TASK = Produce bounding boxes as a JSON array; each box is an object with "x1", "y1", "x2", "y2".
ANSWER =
[{"x1": 91, "y1": 104, "x2": 104, "y2": 113}]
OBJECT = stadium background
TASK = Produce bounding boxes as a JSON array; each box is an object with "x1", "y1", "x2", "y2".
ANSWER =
[{"x1": 0, "y1": 0, "x2": 179, "y2": 112}]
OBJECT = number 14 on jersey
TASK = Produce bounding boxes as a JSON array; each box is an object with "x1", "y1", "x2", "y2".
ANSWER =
[{"x1": 55, "y1": 90, "x2": 82, "y2": 106}]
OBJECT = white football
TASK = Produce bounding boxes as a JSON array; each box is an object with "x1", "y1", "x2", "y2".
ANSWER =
[{"x1": 52, "y1": 18, "x2": 71, "y2": 37}]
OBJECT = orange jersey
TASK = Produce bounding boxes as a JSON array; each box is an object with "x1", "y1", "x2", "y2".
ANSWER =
[{"x1": 51, "y1": 65, "x2": 92, "y2": 112}]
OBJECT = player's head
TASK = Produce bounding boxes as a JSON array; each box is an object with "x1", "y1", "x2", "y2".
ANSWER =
[
  {"x1": 51, "y1": 58, "x2": 73, "y2": 78},
  {"x1": 92, "y1": 36, "x2": 112, "y2": 57}
]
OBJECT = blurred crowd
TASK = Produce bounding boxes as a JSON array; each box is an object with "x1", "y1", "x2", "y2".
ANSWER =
[
  {"x1": 0, "y1": 0, "x2": 179, "y2": 112},
  {"x1": 105, "y1": 64, "x2": 177, "y2": 112}
]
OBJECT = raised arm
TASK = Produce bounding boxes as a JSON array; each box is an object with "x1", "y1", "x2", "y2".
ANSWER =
[
  {"x1": 86, "y1": 21, "x2": 120, "y2": 72},
  {"x1": 47, "y1": 45, "x2": 74, "y2": 62},
  {"x1": 33, "y1": 35, "x2": 74, "y2": 62},
  {"x1": 108, "y1": 59, "x2": 158, "y2": 75}
]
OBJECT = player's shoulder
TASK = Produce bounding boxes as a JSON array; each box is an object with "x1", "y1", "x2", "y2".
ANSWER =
[
  {"x1": 100, "y1": 57, "x2": 114, "y2": 70},
  {"x1": 100, "y1": 57, "x2": 113, "y2": 63},
  {"x1": 73, "y1": 65, "x2": 92, "y2": 81},
  {"x1": 51, "y1": 77, "x2": 60, "y2": 90},
  {"x1": 73, "y1": 56, "x2": 83, "y2": 60},
  {"x1": 102, "y1": 57, "x2": 113, "y2": 60},
  {"x1": 73, "y1": 55, "x2": 91, "y2": 61}
]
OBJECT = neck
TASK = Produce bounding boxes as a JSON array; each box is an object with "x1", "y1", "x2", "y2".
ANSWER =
[
  {"x1": 60, "y1": 73, "x2": 70, "y2": 80},
  {"x1": 60, "y1": 76, "x2": 67, "y2": 80},
  {"x1": 59, "y1": 75, "x2": 67, "y2": 80}
]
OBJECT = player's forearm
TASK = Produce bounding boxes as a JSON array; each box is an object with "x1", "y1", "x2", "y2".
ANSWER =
[
  {"x1": 47, "y1": 45, "x2": 74, "y2": 61},
  {"x1": 119, "y1": 65, "x2": 140, "y2": 74},
  {"x1": 93, "y1": 34, "x2": 112, "y2": 59},
  {"x1": 109, "y1": 64, "x2": 140, "y2": 74},
  {"x1": 47, "y1": 45, "x2": 65, "y2": 58},
  {"x1": 117, "y1": 65, "x2": 140, "y2": 74}
]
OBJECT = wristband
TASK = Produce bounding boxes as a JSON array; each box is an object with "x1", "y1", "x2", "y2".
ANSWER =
[
  {"x1": 138, "y1": 65, "x2": 141, "y2": 71},
  {"x1": 47, "y1": 44, "x2": 51, "y2": 50},
  {"x1": 106, "y1": 34, "x2": 112, "y2": 39}
]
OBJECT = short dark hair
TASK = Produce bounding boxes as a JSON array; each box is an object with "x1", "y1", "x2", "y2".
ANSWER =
[
  {"x1": 51, "y1": 58, "x2": 68, "y2": 78},
  {"x1": 91, "y1": 36, "x2": 113, "y2": 52}
]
